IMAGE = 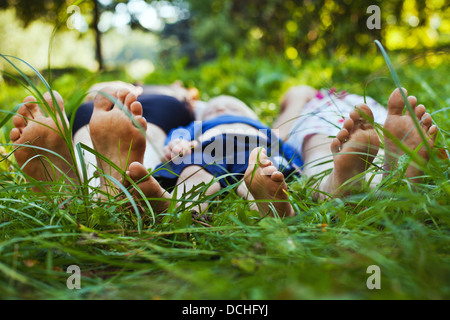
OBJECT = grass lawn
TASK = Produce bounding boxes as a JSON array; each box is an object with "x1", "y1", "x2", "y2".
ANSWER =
[{"x1": 0, "y1": 50, "x2": 449, "y2": 300}]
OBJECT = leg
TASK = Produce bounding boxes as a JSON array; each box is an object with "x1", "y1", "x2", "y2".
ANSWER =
[
  {"x1": 174, "y1": 165, "x2": 222, "y2": 215},
  {"x1": 73, "y1": 125, "x2": 99, "y2": 188},
  {"x1": 126, "y1": 163, "x2": 220, "y2": 215},
  {"x1": 383, "y1": 88, "x2": 438, "y2": 182},
  {"x1": 302, "y1": 134, "x2": 335, "y2": 178},
  {"x1": 272, "y1": 85, "x2": 317, "y2": 141},
  {"x1": 10, "y1": 91, "x2": 77, "y2": 192}
]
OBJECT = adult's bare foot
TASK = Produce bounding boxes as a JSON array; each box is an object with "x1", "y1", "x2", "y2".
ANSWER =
[
  {"x1": 383, "y1": 88, "x2": 438, "y2": 182},
  {"x1": 89, "y1": 88, "x2": 147, "y2": 194},
  {"x1": 125, "y1": 161, "x2": 171, "y2": 213},
  {"x1": 244, "y1": 147, "x2": 295, "y2": 218},
  {"x1": 10, "y1": 91, "x2": 76, "y2": 192},
  {"x1": 322, "y1": 104, "x2": 380, "y2": 197}
]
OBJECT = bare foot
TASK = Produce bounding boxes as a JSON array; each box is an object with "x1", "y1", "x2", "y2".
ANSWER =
[
  {"x1": 244, "y1": 147, "x2": 295, "y2": 218},
  {"x1": 125, "y1": 161, "x2": 171, "y2": 214},
  {"x1": 322, "y1": 104, "x2": 380, "y2": 197},
  {"x1": 10, "y1": 91, "x2": 76, "y2": 191},
  {"x1": 383, "y1": 88, "x2": 438, "y2": 182},
  {"x1": 89, "y1": 88, "x2": 147, "y2": 194}
]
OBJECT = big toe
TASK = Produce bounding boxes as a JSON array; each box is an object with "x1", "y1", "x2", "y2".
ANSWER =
[
  {"x1": 270, "y1": 171, "x2": 285, "y2": 183},
  {"x1": 93, "y1": 87, "x2": 116, "y2": 111},
  {"x1": 23, "y1": 96, "x2": 43, "y2": 119},
  {"x1": 351, "y1": 104, "x2": 374, "y2": 126},
  {"x1": 248, "y1": 147, "x2": 267, "y2": 166},
  {"x1": 388, "y1": 87, "x2": 408, "y2": 116},
  {"x1": 43, "y1": 90, "x2": 65, "y2": 113},
  {"x1": 127, "y1": 161, "x2": 149, "y2": 182}
]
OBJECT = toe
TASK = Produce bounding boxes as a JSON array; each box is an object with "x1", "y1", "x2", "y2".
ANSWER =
[
  {"x1": 23, "y1": 96, "x2": 43, "y2": 119},
  {"x1": 94, "y1": 88, "x2": 115, "y2": 112},
  {"x1": 421, "y1": 113, "x2": 432, "y2": 130},
  {"x1": 10, "y1": 128, "x2": 21, "y2": 142},
  {"x1": 415, "y1": 104, "x2": 426, "y2": 120},
  {"x1": 257, "y1": 150, "x2": 272, "y2": 168},
  {"x1": 260, "y1": 158, "x2": 272, "y2": 168},
  {"x1": 113, "y1": 89, "x2": 131, "y2": 111},
  {"x1": 405, "y1": 96, "x2": 417, "y2": 117},
  {"x1": 349, "y1": 108, "x2": 360, "y2": 123},
  {"x1": 43, "y1": 91, "x2": 65, "y2": 113},
  {"x1": 13, "y1": 115, "x2": 26, "y2": 130},
  {"x1": 261, "y1": 165, "x2": 278, "y2": 176},
  {"x1": 331, "y1": 138, "x2": 341, "y2": 154},
  {"x1": 355, "y1": 103, "x2": 374, "y2": 123},
  {"x1": 130, "y1": 101, "x2": 143, "y2": 117},
  {"x1": 124, "y1": 92, "x2": 137, "y2": 109},
  {"x1": 248, "y1": 147, "x2": 265, "y2": 166},
  {"x1": 342, "y1": 118, "x2": 354, "y2": 133},
  {"x1": 127, "y1": 161, "x2": 165, "y2": 200},
  {"x1": 271, "y1": 171, "x2": 285, "y2": 183},
  {"x1": 128, "y1": 161, "x2": 149, "y2": 181},
  {"x1": 18, "y1": 103, "x2": 32, "y2": 119},
  {"x1": 134, "y1": 115, "x2": 148, "y2": 131},
  {"x1": 117, "y1": 89, "x2": 130, "y2": 105},
  {"x1": 428, "y1": 125, "x2": 438, "y2": 142},
  {"x1": 336, "y1": 128, "x2": 349, "y2": 143},
  {"x1": 387, "y1": 88, "x2": 408, "y2": 116}
]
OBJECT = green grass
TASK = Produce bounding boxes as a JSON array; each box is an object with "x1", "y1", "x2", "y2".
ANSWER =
[{"x1": 0, "y1": 48, "x2": 449, "y2": 300}]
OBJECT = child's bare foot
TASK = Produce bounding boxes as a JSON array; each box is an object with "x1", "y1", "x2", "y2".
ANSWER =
[
  {"x1": 89, "y1": 88, "x2": 147, "y2": 194},
  {"x1": 383, "y1": 88, "x2": 438, "y2": 182},
  {"x1": 125, "y1": 161, "x2": 171, "y2": 213},
  {"x1": 10, "y1": 91, "x2": 76, "y2": 191},
  {"x1": 244, "y1": 147, "x2": 295, "y2": 218},
  {"x1": 323, "y1": 104, "x2": 380, "y2": 197}
]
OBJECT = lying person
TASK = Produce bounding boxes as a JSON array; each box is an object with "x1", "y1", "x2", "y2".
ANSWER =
[
  {"x1": 273, "y1": 85, "x2": 438, "y2": 198},
  {"x1": 112, "y1": 87, "x2": 438, "y2": 218},
  {"x1": 71, "y1": 81, "x2": 197, "y2": 188},
  {"x1": 9, "y1": 84, "x2": 438, "y2": 219},
  {"x1": 146, "y1": 94, "x2": 304, "y2": 217},
  {"x1": 9, "y1": 81, "x2": 196, "y2": 195}
]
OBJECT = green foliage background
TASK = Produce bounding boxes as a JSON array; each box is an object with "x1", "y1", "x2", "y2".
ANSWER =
[{"x1": 0, "y1": 0, "x2": 449, "y2": 300}]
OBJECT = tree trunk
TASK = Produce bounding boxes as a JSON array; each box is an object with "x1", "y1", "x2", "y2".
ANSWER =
[{"x1": 93, "y1": 0, "x2": 104, "y2": 70}]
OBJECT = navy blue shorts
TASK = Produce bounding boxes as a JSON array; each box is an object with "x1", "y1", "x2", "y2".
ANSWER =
[
  {"x1": 154, "y1": 134, "x2": 297, "y2": 189},
  {"x1": 70, "y1": 94, "x2": 195, "y2": 136}
]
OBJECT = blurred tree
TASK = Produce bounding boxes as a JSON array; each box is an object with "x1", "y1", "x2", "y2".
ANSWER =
[
  {"x1": 0, "y1": 0, "x2": 106, "y2": 69},
  {"x1": 1, "y1": 0, "x2": 448, "y2": 69},
  {"x1": 182, "y1": 0, "x2": 448, "y2": 62},
  {"x1": 0, "y1": 0, "x2": 182, "y2": 70}
]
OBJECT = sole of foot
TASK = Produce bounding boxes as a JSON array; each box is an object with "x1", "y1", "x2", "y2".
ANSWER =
[
  {"x1": 10, "y1": 91, "x2": 76, "y2": 192},
  {"x1": 383, "y1": 88, "x2": 438, "y2": 182},
  {"x1": 325, "y1": 103, "x2": 380, "y2": 196},
  {"x1": 125, "y1": 161, "x2": 170, "y2": 214},
  {"x1": 89, "y1": 88, "x2": 148, "y2": 194},
  {"x1": 244, "y1": 147, "x2": 295, "y2": 218}
]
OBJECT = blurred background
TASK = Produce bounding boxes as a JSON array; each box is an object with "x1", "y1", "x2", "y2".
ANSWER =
[
  {"x1": 0, "y1": 0, "x2": 449, "y2": 122},
  {"x1": 0, "y1": 1, "x2": 449, "y2": 300}
]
